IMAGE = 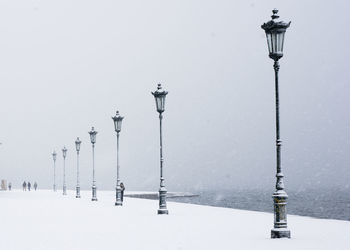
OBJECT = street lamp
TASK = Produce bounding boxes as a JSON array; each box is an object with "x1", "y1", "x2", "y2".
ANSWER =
[
  {"x1": 75, "y1": 137, "x2": 82, "y2": 198},
  {"x1": 112, "y1": 111, "x2": 124, "y2": 206},
  {"x1": 89, "y1": 127, "x2": 98, "y2": 201},
  {"x1": 62, "y1": 146, "x2": 67, "y2": 195},
  {"x1": 261, "y1": 9, "x2": 291, "y2": 239},
  {"x1": 52, "y1": 151, "x2": 57, "y2": 192},
  {"x1": 152, "y1": 83, "x2": 169, "y2": 215}
]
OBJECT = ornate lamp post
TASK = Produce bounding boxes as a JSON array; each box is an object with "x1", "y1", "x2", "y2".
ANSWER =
[
  {"x1": 52, "y1": 151, "x2": 57, "y2": 192},
  {"x1": 152, "y1": 84, "x2": 169, "y2": 215},
  {"x1": 112, "y1": 111, "x2": 124, "y2": 206},
  {"x1": 75, "y1": 137, "x2": 82, "y2": 198},
  {"x1": 261, "y1": 9, "x2": 291, "y2": 239},
  {"x1": 89, "y1": 127, "x2": 98, "y2": 201},
  {"x1": 62, "y1": 146, "x2": 67, "y2": 195}
]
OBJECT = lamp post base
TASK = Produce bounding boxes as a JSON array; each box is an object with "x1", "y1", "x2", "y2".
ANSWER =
[
  {"x1": 91, "y1": 185, "x2": 97, "y2": 201},
  {"x1": 158, "y1": 187, "x2": 168, "y2": 215},
  {"x1": 271, "y1": 190, "x2": 290, "y2": 238},
  {"x1": 63, "y1": 186, "x2": 67, "y2": 195},
  {"x1": 76, "y1": 186, "x2": 81, "y2": 198},
  {"x1": 157, "y1": 208, "x2": 169, "y2": 215},
  {"x1": 115, "y1": 186, "x2": 123, "y2": 206},
  {"x1": 53, "y1": 185, "x2": 56, "y2": 192},
  {"x1": 271, "y1": 228, "x2": 291, "y2": 238}
]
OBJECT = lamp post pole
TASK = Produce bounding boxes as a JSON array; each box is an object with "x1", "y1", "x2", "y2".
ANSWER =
[
  {"x1": 112, "y1": 111, "x2": 124, "y2": 206},
  {"x1": 89, "y1": 127, "x2": 98, "y2": 201},
  {"x1": 75, "y1": 137, "x2": 81, "y2": 198},
  {"x1": 62, "y1": 146, "x2": 67, "y2": 195},
  {"x1": 261, "y1": 9, "x2": 291, "y2": 238},
  {"x1": 52, "y1": 151, "x2": 57, "y2": 192},
  {"x1": 152, "y1": 84, "x2": 169, "y2": 215}
]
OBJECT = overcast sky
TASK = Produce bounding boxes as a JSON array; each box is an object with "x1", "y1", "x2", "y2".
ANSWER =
[{"x1": 0, "y1": 0, "x2": 349, "y2": 192}]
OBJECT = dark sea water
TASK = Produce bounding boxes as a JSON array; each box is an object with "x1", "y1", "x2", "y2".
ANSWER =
[{"x1": 169, "y1": 188, "x2": 350, "y2": 221}]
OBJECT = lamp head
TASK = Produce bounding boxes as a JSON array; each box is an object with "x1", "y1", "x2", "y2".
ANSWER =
[
  {"x1": 62, "y1": 146, "x2": 67, "y2": 158},
  {"x1": 151, "y1": 84, "x2": 168, "y2": 113},
  {"x1": 261, "y1": 9, "x2": 291, "y2": 61},
  {"x1": 89, "y1": 127, "x2": 98, "y2": 144},
  {"x1": 75, "y1": 137, "x2": 81, "y2": 152},
  {"x1": 112, "y1": 111, "x2": 124, "y2": 133}
]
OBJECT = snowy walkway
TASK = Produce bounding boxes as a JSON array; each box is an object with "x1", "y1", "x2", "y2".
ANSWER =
[{"x1": 1, "y1": 190, "x2": 349, "y2": 250}]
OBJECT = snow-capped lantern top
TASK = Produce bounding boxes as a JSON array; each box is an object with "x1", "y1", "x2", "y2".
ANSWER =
[{"x1": 261, "y1": 9, "x2": 291, "y2": 61}]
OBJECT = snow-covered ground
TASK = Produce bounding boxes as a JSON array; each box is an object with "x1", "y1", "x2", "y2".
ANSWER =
[{"x1": 1, "y1": 190, "x2": 349, "y2": 250}]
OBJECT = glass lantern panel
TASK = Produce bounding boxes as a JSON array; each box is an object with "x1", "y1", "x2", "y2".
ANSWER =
[
  {"x1": 90, "y1": 133, "x2": 96, "y2": 143},
  {"x1": 117, "y1": 120, "x2": 122, "y2": 131},
  {"x1": 278, "y1": 32, "x2": 285, "y2": 53},
  {"x1": 271, "y1": 33, "x2": 278, "y2": 54},
  {"x1": 114, "y1": 121, "x2": 118, "y2": 132},
  {"x1": 266, "y1": 33, "x2": 272, "y2": 54},
  {"x1": 162, "y1": 98, "x2": 166, "y2": 111},
  {"x1": 155, "y1": 97, "x2": 162, "y2": 112}
]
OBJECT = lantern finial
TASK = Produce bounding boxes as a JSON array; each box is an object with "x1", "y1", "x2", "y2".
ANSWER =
[{"x1": 272, "y1": 9, "x2": 279, "y2": 19}]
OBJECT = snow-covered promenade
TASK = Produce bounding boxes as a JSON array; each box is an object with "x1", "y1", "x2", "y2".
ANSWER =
[{"x1": 1, "y1": 190, "x2": 349, "y2": 250}]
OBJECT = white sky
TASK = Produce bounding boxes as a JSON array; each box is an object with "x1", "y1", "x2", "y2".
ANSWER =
[{"x1": 0, "y1": 0, "x2": 349, "y2": 191}]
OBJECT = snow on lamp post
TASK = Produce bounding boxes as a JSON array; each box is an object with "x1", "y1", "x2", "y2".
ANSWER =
[
  {"x1": 89, "y1": 127, "x2": 98, "y2": 201},
  {"x1": 52, "y1": 151, "x2": 57, "y2": 192},
  {"x1": 75, "y1": 137, "x2": 82, "y2": 198},
  {"x1": 112, "y1": 111, "x2": 124, "y2": 206},
  {"x1": 62, "y1": 146, "x2": 67, "y2": 195},
  {"x1": 152, "y1": 83, "x2": 169, "y2": 215},
  {"x1": 261, "y1": 9, "x2": 291, "y2": 239}
]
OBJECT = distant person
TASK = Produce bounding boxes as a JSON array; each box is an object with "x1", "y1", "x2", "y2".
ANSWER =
[
  {"x1": 23, "y1": 181, "x2": 27, "y2": 191},
  {"x1": 28, "y1": 182, "x2": 31, "y2": 191},
  {"x1": 34, "y1": 182, "x2": 38, "y2": 191},
  {"x1": 120, "y1": 182, "x2": 125, "y2": 202},
  {"x1": 8, "y1": 182, "x2": 12, "y2": 191}
]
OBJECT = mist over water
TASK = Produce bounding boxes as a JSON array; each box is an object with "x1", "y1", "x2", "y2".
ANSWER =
[{"x1": 171, "y1": 187, "x2": 350, "y2": 221}]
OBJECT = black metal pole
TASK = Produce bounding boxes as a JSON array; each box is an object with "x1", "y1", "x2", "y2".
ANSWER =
[
  {"x1": 271, "y1": 60, "x2": 290, "y2": 238},
  {"x1": 115, "y1": 132, "x2": 122, "y2": 206},
  {"x1": 158, "y1": 113, "x2": 168, "y2": 214}
]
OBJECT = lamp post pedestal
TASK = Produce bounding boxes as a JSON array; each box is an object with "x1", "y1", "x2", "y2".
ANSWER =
[
  {"x1": 271, "y1": 190, "x2": 290, "y2": 238},
  {"x1": 115, "y1": 183, "x2": 122, "y2": 206},
  {"x1": 158, "y1": 184, "x2": 168, "y2": 214},
  {"x1": 92, "y1": 185, "x2": 97, "y2": 201},
  {"x1": 63, "y1": 185, "x2": 67, "y2": 195},
  {"x1": 76, "y1": 186, "x2": 81, "y2": 198}
]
